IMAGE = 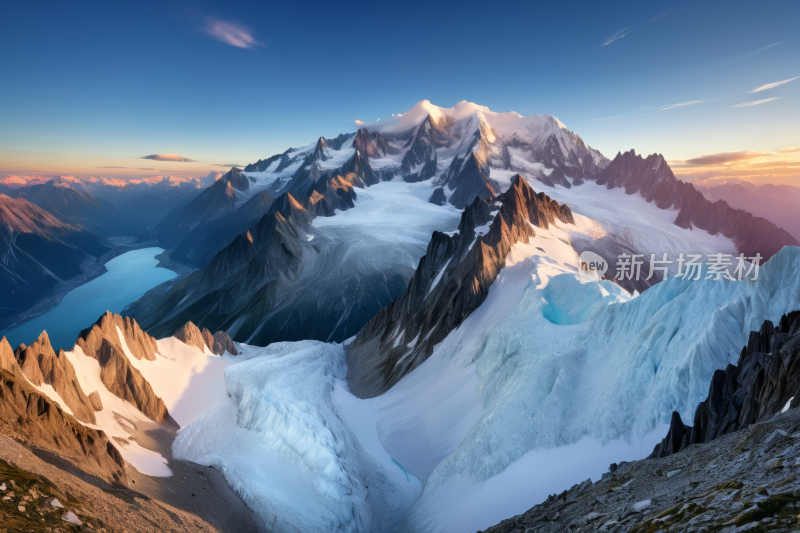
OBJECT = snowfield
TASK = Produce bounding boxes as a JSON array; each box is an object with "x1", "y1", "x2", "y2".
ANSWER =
[
  {"x1": 169, "y1": 186, "x2": 800, "y2": 532},
  {"x1": 173, "y1": 341, "x2": 421, "y2": 533}
]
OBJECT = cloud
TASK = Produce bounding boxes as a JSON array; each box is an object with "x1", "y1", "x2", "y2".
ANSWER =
[
  {"x1": 738, "y1": 41, "x2": 782, "y2": 59},
  {"x1": 354, "y1": 120, "x2": 366, "y2": 127},
  {"x1": 640, "y1": 100, "x2": 706, "y2": 114},
  {"x1": 731, "y1": 97, "x2": 781, "y2": 108},
  {"x1": 95, "y1": 166, "x2": 128, "y2": 169},
  {"x1": 213, "y1": 163, "x2": 242, "y2": 167},
  {"x1": 778, "y1": 146, "x2": 800, "y2": 153},
  {"x1": 750, "y1": 76, "x2": 798, "y2": 93},
  {"x1": 601, "y1": 27, "x2": 633, "y2": 46},
  {"x1": 684, "y1": 151, "x2": 766, "y2": 166},
  {"x1": 204, "y1": 18, "x2": 262, "y2": 49},
  {"x1": 138, "y1": 168, "x2": 156, "y2": 170},
  {"x1": 643, "y1": 7, "x2": 676, "y2": 25},
  {"x1": 584, "y1": 115, "x2": 625, "y2": 122},
  {"x1": 141, "y1": 154, "x2": 197, "y2": 162}
]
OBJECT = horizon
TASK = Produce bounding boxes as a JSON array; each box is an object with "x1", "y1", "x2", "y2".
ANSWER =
[{"x1": 1, "y1": 1, "x2": 799, "y2": 187}]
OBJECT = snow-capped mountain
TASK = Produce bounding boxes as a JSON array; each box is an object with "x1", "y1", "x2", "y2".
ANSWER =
[{"x1": 5, "y1": 99, "x2": 800, "y2": 533}]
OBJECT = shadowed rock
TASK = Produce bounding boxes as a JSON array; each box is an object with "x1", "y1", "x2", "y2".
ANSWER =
[
  {"x1": 212, "y1": 331, "x2": 238, "y2": 356},
  {"x1": 347, "y1": 174, "x2": 575, "y2": 397},
  {"x1": 651, "y1": 310, "x2": 800, "y2": 459}
]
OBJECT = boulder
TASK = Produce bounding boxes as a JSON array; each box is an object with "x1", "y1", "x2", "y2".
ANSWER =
[
  {"x1": 212, "y1": 331, "x2": 238, "y2": 356},
  {"x1": 88, "y1": 391, "x2": 103, "y2": 412}
]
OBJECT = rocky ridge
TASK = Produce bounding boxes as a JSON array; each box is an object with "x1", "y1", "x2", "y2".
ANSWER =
[
  {"x1": 0, "y1": 341, "x2": 127, "y2": 485},
  {"x1": 75, "y1": 312, "x2": 170, "y2": 423},
  {"x1": 595, "y1": 150, "x2": 799, "y2": 260},
  {"x1": 652, "y1": 311, "x2": 800, "y2": 459},
  {"x1": 13, "y1": 331, "x2": 97, "y2": 424},
  {"x1": 173, "y1": 321, "x2": 237, "y2": 356},
  {"x1": 346, "y1": 174, "x2": 575, "y2": 398}
]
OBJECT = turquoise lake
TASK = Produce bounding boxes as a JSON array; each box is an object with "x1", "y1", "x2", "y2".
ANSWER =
[{"x1": 1, "y1": 247, "x2": 176, "y2": 352}]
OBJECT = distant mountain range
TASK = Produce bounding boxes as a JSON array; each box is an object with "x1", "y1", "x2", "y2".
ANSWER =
[
  {"x1": 0, "y1": 194, "x2": 109, "y2": 328},
  {"x1": 698, "y1": 181, "x2": 800, "y2": 242},
  {"x1": 128, "y1": 99, "x2": 798, "y2": 350}
]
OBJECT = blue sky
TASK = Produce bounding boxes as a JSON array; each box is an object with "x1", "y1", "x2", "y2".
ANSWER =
[{"x1": 0, "y1": 0, "x2": 798, "y2": 183}]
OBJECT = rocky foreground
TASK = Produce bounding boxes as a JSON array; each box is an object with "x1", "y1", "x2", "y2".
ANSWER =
[{"x1": 481, "y1": 405, "x2": 800, "y2": 533}]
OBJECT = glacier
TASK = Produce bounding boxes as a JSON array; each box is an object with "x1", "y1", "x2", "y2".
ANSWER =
[
  {"x1": 170, "y1": 197, "x2": 800, "y2": 533},
  {"x1": 172, "y1": 341, "x2": 421, "y2": 533}
]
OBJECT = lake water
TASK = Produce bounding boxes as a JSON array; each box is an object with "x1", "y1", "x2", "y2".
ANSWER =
[{"x1": 1, "y1": 247, "x2": 176, "y2": 352}]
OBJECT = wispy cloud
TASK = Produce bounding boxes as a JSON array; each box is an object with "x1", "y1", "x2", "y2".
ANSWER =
[
  {"x1": 685, "y1": 151, "x2": 766, "y2": 166},
  {"x1": 213, "y1": 163, "x2": 243, "y2": 167},
  {"x1": 584, "y1": 115, "x2": 625, "y2": 122},
  {"x1": 601, "y1": 27, "x2": 633, "y2": 46},
  {"x1": 738, "y1": 41, "x2": 782, "y2": 59},
  {"x1": 750, "y1": 76, "x2": 798, "y2": 93},
  {"x1": 643, "y1": 7, "x2": 676, "y2": 25},
  {"x1": 95, "y1": 166, "x2": 127, "y2": 169},
  {"x1": 204, "y1": 18, "x2": 262, "y2": 49},
  {"x1": 138, "y1": 168, "x2": 155, "y2": 171},
  {"x1": 731, "y1": 97, "x2": 781, "y2": 108},
  {"x1": 141, "y1": 154, "x2": 197, "y2": 162},
  {"x1": 641, "y1": 100, "x2": 706, "y2": 113},
  {"x1": 778, "y1": 146, "x2": 800, "y2": 153}
]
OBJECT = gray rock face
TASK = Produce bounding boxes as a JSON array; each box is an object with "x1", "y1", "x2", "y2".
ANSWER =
[
  {"x1": 212, "y1": 331, "x2": 237, "y2": 356},
  {"x1": 651, "y1": 310, "x2": 800, "y2": 459},
  {"x1": 595, "y1": 150, "x2": 799, "y2": 260},
  {"x1": 428, "y1": 187, "x2": 446, "y2": 206},
  {"x1": 347, "y1": 175, "x2": 575, "y2": 398}
]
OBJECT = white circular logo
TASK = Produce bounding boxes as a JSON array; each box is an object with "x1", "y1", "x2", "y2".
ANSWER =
[{"x1": 578, "y1": 251, "x2": 608, "y2": 282}]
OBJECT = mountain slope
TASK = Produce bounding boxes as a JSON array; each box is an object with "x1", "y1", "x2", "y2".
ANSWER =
[
  {"x1": 700, "y1": 181, "x2": 800, "y2": 242},
  {"x1": 11, "y1": 177, "x2": 134, "y2": 237},
  {"x1": 347, "y1": 175, "x2": 575, "y2": 397},
  {"x1": 595, "y1": 150, "x2": 799, "y2": 259},
  {"x1": 0, "y1": 194, "x2": 110, "y2": 329},
  {"x1": 149, "y1": 167, "x2": 251, "y2": 250},
  {"x1": 169, "y1": 190, "x2": 275, "y2": 268},
  {"x1": 127, "y1": 179, "x2": 462, "y2": 345}
]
